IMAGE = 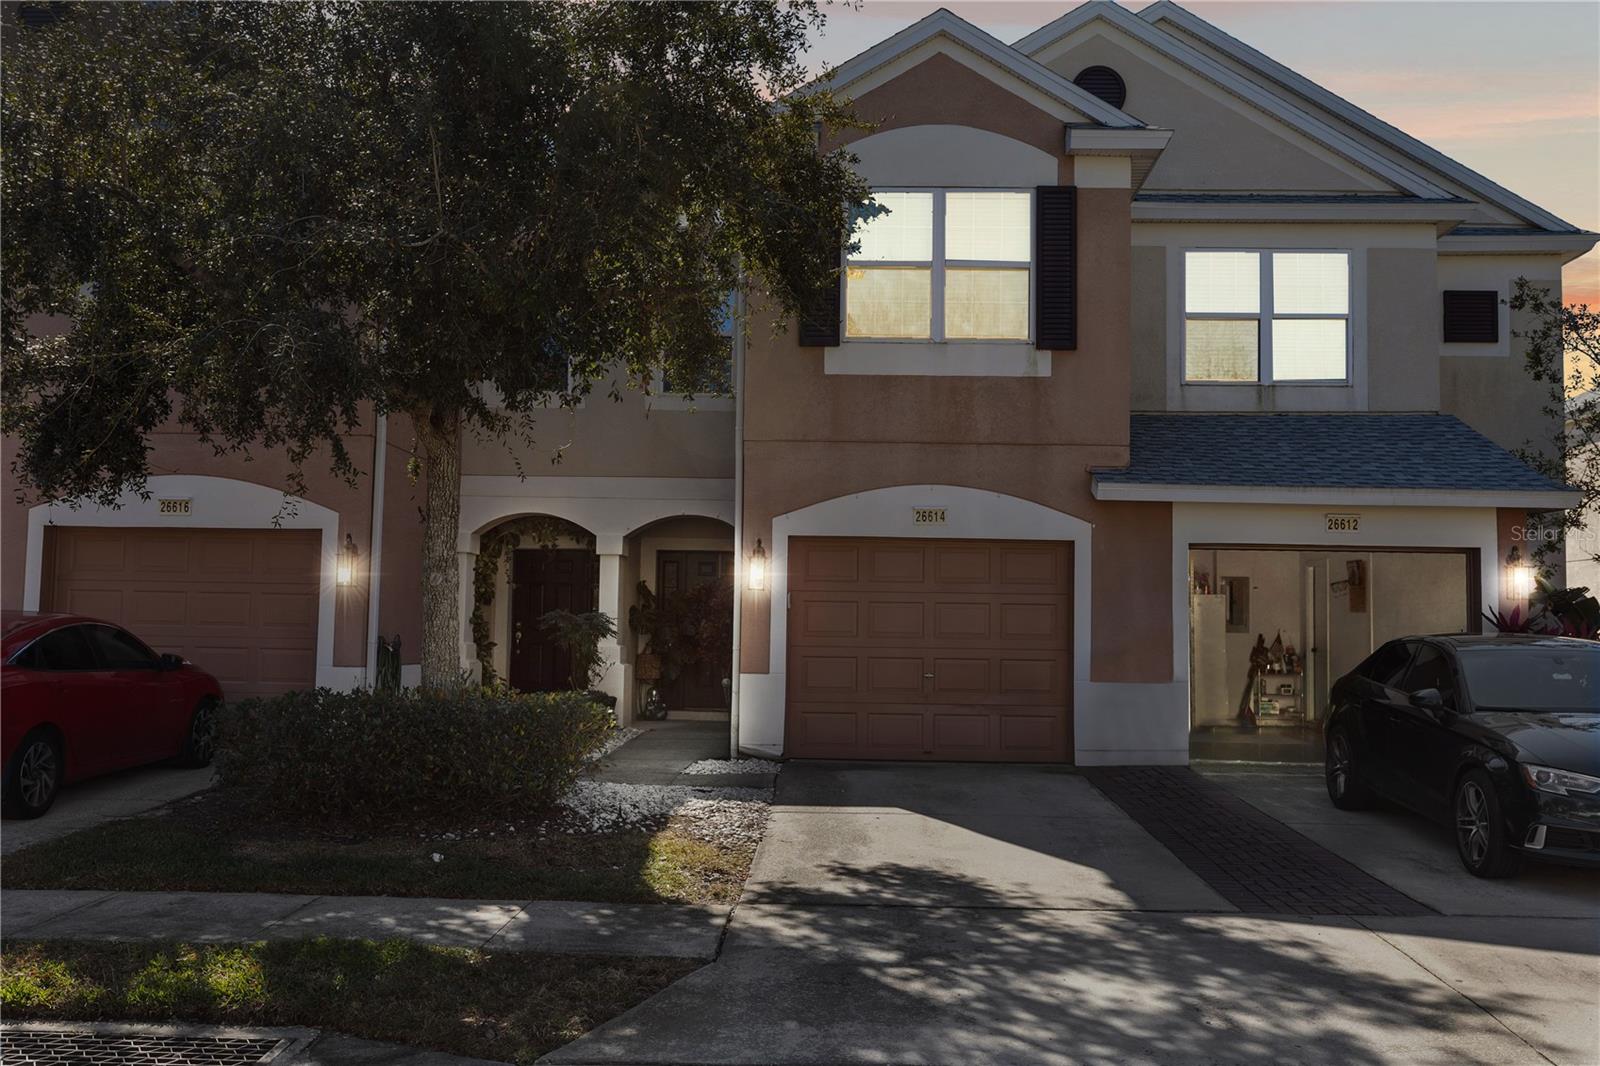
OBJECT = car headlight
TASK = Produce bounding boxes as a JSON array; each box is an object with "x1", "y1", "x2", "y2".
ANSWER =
[{"x1": 1520, "y1": 764, "x2": 1600, "y2": 796}]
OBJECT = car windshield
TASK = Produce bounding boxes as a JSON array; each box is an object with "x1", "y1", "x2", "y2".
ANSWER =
[{"x1": 1456, "y1": 644, "x2": 1599, "y2": 712}]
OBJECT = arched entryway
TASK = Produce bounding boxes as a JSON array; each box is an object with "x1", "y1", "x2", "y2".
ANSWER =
[
  {"x1": 470, "y1": 514, "x2": 599, "y2": 693},
  {"x1": 625, "y1": 515, "x2": 736, "y2": 717}
]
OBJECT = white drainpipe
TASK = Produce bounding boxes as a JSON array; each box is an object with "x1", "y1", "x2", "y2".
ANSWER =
[
  {"x1": 729, "y1": 290, "x2": 746, "y2": 758},
  {"x1": 365, "y1": 412, "x2": 389, "y2": 686}
]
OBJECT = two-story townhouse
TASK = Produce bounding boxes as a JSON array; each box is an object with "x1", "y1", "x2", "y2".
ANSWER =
[
  {"x1": 729, "y1": 2, "x2": 1592, "y2": 766},
  {"x1": 4, "y1": 1, "x2": 1592, "y2": 768}
]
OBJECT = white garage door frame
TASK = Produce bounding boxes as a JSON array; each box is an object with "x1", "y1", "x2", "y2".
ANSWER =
[
  {"x1": 23, "y1": 474, "x2": 346, "y2": 688},
  {"x1": 737, "y1": 484, "x2": 1095, "y2": 758}
]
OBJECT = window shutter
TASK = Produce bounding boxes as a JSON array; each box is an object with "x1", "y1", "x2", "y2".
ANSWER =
[
  {"x1": 1035, "y1": 186, "x2": 1077, "y2": 350},
  {"x1": 1442, "y1": 290, "x2": 1498, "y2": 343},
  {"x1": 798, "y1": 261, "x2": 843, "y2": 348}
]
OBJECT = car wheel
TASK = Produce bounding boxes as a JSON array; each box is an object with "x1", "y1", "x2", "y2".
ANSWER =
[
  {"x1": 176, "y1": 699, "x2": 218, "y2": 768},
  {"x1": 1455, "y1": 769, "x2": 1522, "y2": 879},
  {"x1": 1325, "y1": 727, "x2": 1374, "y2": 810},
  {"x1": 3, "y1": 730, "x2": 62, "y2": 819}
]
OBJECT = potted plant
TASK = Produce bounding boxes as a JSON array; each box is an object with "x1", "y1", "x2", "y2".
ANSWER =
[{"x1": 538, "y1": 608, "x2": 618, "y2": 710}]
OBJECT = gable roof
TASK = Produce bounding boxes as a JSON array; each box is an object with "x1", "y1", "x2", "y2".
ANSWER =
[
  {"x1": 1137, "y1": 1, "x2": 1580, "y2": 234},
  {"x1": 1014, "y1": 1, "x2": 1456, "y2": 201},
  {"x1": 803, "y1": 7, "x2": 1146, "y2": 129},
  {"x1": 1093, "y1": 413, "x2": 1577, "y2": 508}
]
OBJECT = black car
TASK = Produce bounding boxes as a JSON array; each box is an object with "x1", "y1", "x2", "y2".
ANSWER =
[{"x1": 1324, "y1": 635, "x2": 1599, "y2": 878}]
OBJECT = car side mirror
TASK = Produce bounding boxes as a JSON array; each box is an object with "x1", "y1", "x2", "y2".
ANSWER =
[
  {"x1": 158, "y1": 653, "x2": 185, "y2": 671},
  {"x1": 1410, "y1": 687, "x2": 1445, "y2": 710}
]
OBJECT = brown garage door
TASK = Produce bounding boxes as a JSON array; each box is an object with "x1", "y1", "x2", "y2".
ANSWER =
[
  {"x1": 44, "y1": 527, "x2": 321, "y2": 699},
  {"x1": 786, "y1": 537, "x2": 1072, "y2": 762}
]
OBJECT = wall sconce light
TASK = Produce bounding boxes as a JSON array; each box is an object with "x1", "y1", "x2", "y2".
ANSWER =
[
  {"x1": 337, "y1": 533, "x2": 358, "y2": 587},
  {"x1": 747, "y1": 538, "x2": 767, "y2": 591},
  {"x1": 1506, "y1": 562, "x2": 1536, "y2": 600}
]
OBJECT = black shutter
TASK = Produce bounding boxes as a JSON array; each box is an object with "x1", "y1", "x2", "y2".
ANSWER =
[
  {"x1": 1442, "y1": 290, "x2": 1498, "y2": 343},
  {"x1": 798, "y1": 261, "x2": 843, "y2": 348},
  {"x1": 1035, "y1": 186, "x2": 1077, "y2": 351}
]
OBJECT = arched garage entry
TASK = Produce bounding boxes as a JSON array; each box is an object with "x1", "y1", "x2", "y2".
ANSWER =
[{"x1": 739, "y1": 485, "x2": 1094, "y2": 762}]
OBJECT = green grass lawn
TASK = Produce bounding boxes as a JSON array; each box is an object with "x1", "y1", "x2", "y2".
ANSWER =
[
  {"x1": 1, "y1": 937, "x2": 698, "y2": 1063},
  {"x1": 2, "y1": 798, "x2": 755, "y2": 904}
]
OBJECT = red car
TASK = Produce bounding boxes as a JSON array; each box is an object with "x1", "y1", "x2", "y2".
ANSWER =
[{"x1": 2, "y1": 611, "x2": 222, "y2": 819}]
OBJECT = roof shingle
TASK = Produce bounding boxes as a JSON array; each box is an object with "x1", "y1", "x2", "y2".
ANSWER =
[{"x1": 1095, "y1": 413, "x2": 1568, "y2": 493}]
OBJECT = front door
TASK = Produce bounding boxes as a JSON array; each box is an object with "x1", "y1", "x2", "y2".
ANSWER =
[
  {"x1": 509, "y1": 549, "x2": 597, "y2": 692},
  {"x1": 657, "y1": 550, "x2": 734, "y2": 709}
]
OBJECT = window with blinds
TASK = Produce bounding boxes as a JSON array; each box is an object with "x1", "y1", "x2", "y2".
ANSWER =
[{"x1": 1184, "y1": 250, "x2": 1351, "y2": 384}]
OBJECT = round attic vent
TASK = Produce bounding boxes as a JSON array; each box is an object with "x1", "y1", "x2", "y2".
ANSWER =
[{"x1": 1072, "y1": 65, "x2": 1127, "y2": 109}]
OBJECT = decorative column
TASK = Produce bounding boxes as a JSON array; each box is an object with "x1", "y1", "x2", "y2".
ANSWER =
[
  {"x1": 457, "y1": 549, "x2": 480, "y2": 682},
  {"x1": 595, "y1": 537, "x2": 631, "y2": 721}
]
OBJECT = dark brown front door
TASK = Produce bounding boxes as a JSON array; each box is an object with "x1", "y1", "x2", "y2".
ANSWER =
[
  {"x1": 509, "y1": 548, "x2": 597, "y2": 692},
  {"x1": 785, "y1": 537, "x2": 1073, "y2": 762},
  {"x1": 657, "y1": 550, "x2": 734, "y2": 709}
]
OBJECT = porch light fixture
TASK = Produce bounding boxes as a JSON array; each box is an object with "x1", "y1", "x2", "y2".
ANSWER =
[
  {"x1": 747, "y1": 538, "x2": 767, "y2": 591},
  {"x1": 337, "y1": 534, "x2": 358, "y2": 587},
  {"x1": 1506, "y1": 562, "x2": 1536, "y2": 600}
]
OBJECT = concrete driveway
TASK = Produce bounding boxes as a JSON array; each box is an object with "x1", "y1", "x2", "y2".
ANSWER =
[
  {"x1": 0, "y1": 764, "x2": 212, "y2": 856},
  {"x1": 547, "y1": 761, "x2": 1599, "y2": 1066}
]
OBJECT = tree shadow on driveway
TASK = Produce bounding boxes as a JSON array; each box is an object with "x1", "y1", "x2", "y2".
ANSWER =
[{"x1": 548, "y1": 861, "x2": 1579, "y2": 1066}]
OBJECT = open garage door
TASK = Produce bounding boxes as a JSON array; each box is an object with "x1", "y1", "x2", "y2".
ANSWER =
[
  {"x1": 786, "y1": 537, "x2": 1072, "y2": 762},
  {"x1": 44, "y1": 527, "x2": 321, "y2": 699}
]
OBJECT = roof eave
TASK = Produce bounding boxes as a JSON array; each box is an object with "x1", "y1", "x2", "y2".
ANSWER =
[
  {"x1": 1436, "y1": 231, "x2": 1600, "y2": 264},
  {"x1": 1132, "y1": 198, "x2": 1475, "y2": 226},
  {"x1": 1091, "y1": 481, "x2": 1580, "y2": 510}
]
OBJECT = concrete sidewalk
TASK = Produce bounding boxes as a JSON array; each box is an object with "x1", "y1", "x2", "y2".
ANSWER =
[{"x1": 2, "y1": 889, "x2": 728, "y2": 959}]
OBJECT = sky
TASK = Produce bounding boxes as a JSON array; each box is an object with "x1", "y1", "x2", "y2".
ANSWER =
[{"x1": 802, "y1": 0, "x2": 1600, "y2": 308}]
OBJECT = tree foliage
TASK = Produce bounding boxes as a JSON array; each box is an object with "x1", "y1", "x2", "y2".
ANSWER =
[
  {"x1": 3, "y1": 1, "x2": 870, "y2": 684},
  {"x1": 1511, "y1": 277, "x2": 1600, "y2": 567}
]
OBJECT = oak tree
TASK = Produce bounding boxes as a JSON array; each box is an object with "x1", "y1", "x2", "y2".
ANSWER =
[{"x1": 2, "y1": 1, "x2": 868, "y2": 685}]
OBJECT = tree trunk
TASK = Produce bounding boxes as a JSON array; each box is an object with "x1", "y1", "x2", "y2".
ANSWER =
[{"x1": 416, "y1": 406, "x2": 464, "y2": 691}]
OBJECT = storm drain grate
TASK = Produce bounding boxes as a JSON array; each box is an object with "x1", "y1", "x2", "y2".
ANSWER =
[
  {"x1": 1084, "y1": 766, "x2": 1435, "y2": 917},
  {"x1": 0, "y1": 1030, "x2": 290, "y2": 1065}
]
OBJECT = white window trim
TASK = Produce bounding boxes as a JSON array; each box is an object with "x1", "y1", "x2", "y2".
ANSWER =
[
  {"x1": 845, "y1": 187, "x2": 1035, "y2": 345},
  {"x1": 1181, "y1": 247, "x2": 1353, "y2": 386}
]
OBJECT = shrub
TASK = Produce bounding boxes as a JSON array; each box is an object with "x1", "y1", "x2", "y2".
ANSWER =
[{"x1": 215, "y1": 687, "x2": 614, "y2": 825}]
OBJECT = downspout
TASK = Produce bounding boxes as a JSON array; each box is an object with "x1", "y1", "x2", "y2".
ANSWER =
[
  {"x1": 365, "y1": 412, "x2": 389, "y2": 686},
  {"x1": 729, "y1": 290, "x2": 746, "y2": 758}
]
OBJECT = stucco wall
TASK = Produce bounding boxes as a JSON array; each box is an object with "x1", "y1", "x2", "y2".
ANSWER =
[
  {"x1": 740, "y1": 54, "x2": 1166, "y2": 698},
  {"x1": 1034, "y1": 31, "x2": 1384, "y2": 193},
  {"x1": 459, "y1": 387, "x2": 733, "y2": 480},
  {"x1": 1439, "y1": 258, "x2": 1565, "y2": 456},
  {"x1": 1130, "y1": 245, "x2": 1167, "y2": 410},
  {"x1": 1366, "y1": 248, "x2": 1440, "y2": 411}
]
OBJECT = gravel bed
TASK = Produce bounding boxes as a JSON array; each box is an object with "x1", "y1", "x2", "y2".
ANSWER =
[
  {"x1": 680, "y1": 757, "x2": 781, "y2": 776},
  {"x1": 554, "y1": 780, "x2": 770, "y2": 847}
]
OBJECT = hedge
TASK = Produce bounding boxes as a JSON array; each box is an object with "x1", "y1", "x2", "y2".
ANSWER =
[{"x1": 215, "y1": 687, "x2": 614, "y2": 824}]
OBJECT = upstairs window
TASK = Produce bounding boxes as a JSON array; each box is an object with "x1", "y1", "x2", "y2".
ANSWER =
[
  {"x1": 662, "y1": 292, "x2": 735, "y2": 398},
  {"x1": 1184, "y1": 250, "x2": 1350, "y2": 384},
  {"x1": 846, "y1": 190, "x2": 1031, "y2": 342}
]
